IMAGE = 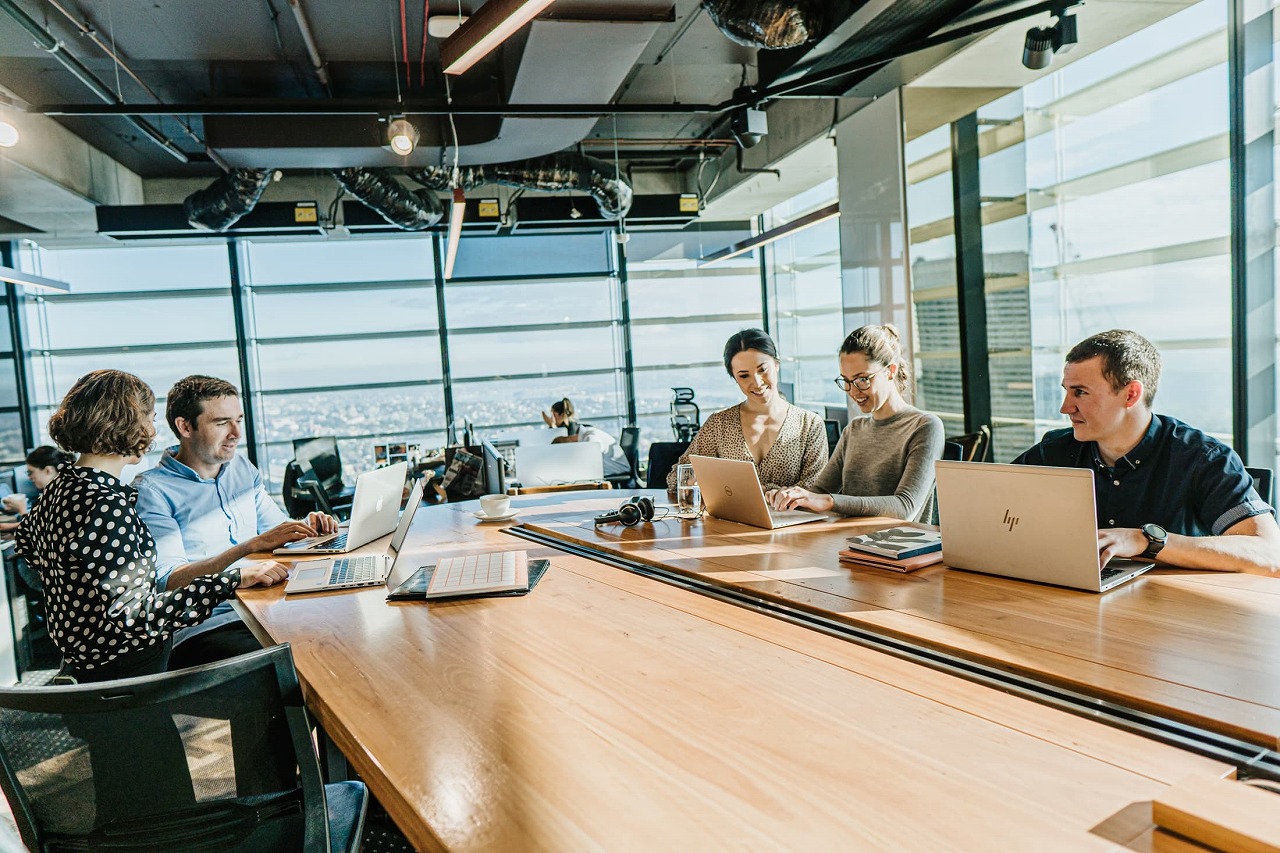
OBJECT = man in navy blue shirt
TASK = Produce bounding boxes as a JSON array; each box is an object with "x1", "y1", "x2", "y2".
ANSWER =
[{"x1": 1013, "y1": 329, "x2": 1280, "y2": 573}]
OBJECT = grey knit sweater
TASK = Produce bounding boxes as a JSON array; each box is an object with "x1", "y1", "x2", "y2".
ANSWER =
[{"x1": 811, "y1": 407, "x2": 945, "y2": 521}]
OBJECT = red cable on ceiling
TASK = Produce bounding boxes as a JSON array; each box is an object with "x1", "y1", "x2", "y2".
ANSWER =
[
  {"x1": 420, "y1": 0, "x2": 429, "y2": 89},
  {"x1": 399, "y1": 0, "x2": 410, "y2": 90}
]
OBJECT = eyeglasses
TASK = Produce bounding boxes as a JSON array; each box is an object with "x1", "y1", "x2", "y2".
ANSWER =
[{"x1": 833, "y1": 367, "x2": 886, "y2": 393}]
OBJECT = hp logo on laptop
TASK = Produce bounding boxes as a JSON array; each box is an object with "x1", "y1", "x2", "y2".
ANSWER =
[
  {"x1": 724, "y1": 486, "x2": 734, "y2": 497},
  {"x1": 1002, "y1": 509, "x2": 1019, "y2": 532}
]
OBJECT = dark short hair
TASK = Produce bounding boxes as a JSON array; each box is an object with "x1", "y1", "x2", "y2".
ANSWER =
[
  {"x1": 166, "y1": 375, "x2": 239, "y2": 434},
  {"x1": 47, "y1": 370, "x2": 156, "y2": 458},
  {"x1": 1066, "y1": 329, "x2": 1161, "y2": 407},
  {"x1": 25, "y1": 445, "x2": 73, "y2": 470},
  {"x1": 723, "y1": 329, "x2": 779, "y2": 375}
]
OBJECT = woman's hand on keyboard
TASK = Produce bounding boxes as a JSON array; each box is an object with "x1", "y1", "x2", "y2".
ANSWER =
[
  {"x1": 239, "y1": 560, "x2": 289, "y2": 588},
  {"x1": 247, "y1": 520, "x2": 319, "y2": 553}
]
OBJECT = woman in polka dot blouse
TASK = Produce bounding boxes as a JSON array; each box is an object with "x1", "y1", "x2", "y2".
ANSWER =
[{"x1": 15, "y1": 370, "x2": 286, "y2": 683}]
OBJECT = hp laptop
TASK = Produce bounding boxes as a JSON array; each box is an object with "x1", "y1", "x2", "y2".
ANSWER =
[
  {"x1": 934, "y1": 460, "x2": 1153, "y2": 593},
  {"x1": 275, "y1": 461, "x2": 408, "y2": 555},
  {"x1": 690, "y1": 455, "x2": 830, "y2": 530},
  {"x1": 514, "y1": 443, "x2": 604, "y2": 487},
  {"x1": 285, "y1": 477, "x2": 424, "y2": 595}
]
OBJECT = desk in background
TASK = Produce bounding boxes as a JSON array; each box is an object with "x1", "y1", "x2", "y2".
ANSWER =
[{"x1": 235, "y1": 492, "x2": 1239, "y2": 850}]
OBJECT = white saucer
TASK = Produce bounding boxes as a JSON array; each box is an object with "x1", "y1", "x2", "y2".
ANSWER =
[{"x1": 472, "y1": 508, "x2": 520, "y2": 522}]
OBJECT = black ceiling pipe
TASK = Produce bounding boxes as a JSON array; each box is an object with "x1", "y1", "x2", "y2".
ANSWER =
[
  {"x1": 183, "y1": 169, "x2": 275, "y2": 231},
  {"x1": 334, "y1": 168, "x2": 443, "y2": 230}
]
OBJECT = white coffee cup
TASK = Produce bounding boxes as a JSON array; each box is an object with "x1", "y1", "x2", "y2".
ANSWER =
[{"x1": 479, "y1": 494, "x2": 511, "y2": 517}]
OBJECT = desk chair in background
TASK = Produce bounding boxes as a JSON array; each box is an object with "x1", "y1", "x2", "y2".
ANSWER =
[
  {"x1": 293, "y1": 436, "x2": 355, "y2": 518},
  {"x1": 0, "y1": 645, "x2": 367, "y2": 852},
  {"x1": 606, "y1": 427, "x2": 641, "y2": 489},
  {"x1": 670, "y1": 388, "x2": 700, "y2": 442},
  {"x1": 645, "y1": 441, "x2": 691, "y2": 489},
  {"x1": 1247, "y1": 466, "x2": 1275, "y2": 505}
]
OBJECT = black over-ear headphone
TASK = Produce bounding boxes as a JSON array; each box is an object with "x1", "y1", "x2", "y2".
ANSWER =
[{"x1": 594, "y1": 495, "x2": 656, "y2": 527}]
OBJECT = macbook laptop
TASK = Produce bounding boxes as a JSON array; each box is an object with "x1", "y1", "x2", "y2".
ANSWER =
[
  {"x1": 285, "y1": 477, "x2": 424, "y2": 594},
  {"x1": 934, "y1": 460, "x2": 1153, "y2": 593},
  {"x1": 690, "y1": 455, "x2": 830, "y2": 530},
  {"x1": 275, "y1": 461, "x2": 408, "y2": 555},
  {"x1": 514, "y1": 443, "x2": 604, "y2": 487}
]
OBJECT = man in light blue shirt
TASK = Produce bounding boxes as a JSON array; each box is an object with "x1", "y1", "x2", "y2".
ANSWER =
[{"x1": 135, "y1": 375, "x2": 338, "y2": 667}]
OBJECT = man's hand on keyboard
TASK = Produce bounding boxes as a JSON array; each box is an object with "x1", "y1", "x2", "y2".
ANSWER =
[
  {"x1": 247, "y1": 520, "x2": 319, "y2": 553},
  {"x1": 306, "y1": 511, "x2": 340, "y2": 535},
  {"x1": 238, "y1": 560, "x2": 289, "y2": 588}
]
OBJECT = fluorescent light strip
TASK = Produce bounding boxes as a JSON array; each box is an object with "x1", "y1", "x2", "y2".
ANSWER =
[
  {"x1": 443, "y1": 189, "x2": 466, "y2": 279},
  {"x1": 698, "y1": 203, "x2": 840, "y2": 268},
  {"x1": 0, "y1": 265, "x2": 71, "y2": 293},
  {"x1": 441, "y1": 0, "x2": 556, "y2": 76}
]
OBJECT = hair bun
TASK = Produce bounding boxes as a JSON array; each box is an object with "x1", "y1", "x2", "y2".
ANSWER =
[{"x1": 880, "y1": 323, "x2": 901, "y2": 340}]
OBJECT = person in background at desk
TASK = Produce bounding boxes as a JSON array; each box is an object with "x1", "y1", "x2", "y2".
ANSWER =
[
  {"x1": 541, "y1": 397, "x2": 631, "y2": 478},
  {"x1": 669, "y1": 328, "x2": 828, "y2": 492},
  {"x1": 134, "y1": 375, "x2": 337, "y2": 669},
  {"x1": 1013, "y1": 329, "x2": 1280, "y2": 573},
  {"x1": 0, "y1": 446, "x2": 74, "y2": 533},
  {"x1": 14, "y1": 370, "x2": 287, "y2": 683},
  {"x1": 769, "y1": 324, "x2": 945, "y2": 521}
]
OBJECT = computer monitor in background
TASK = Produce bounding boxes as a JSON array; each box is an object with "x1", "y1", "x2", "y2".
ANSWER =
[
  {"x1": 825, "y1": 404, "x2": 850, "y2": 432},
  {"x1": 824, "y1": 420, "x2": 841, "y2": 453},
  {"x1": 778, "y1": 381, "x2": 795, "y2": 402},
  {"x1": 12, "y1": 465, "x2": 36, "y2": 500},
  {"x1": 293, "y1": 436, "x2": 343, "y2": 494},
  {"x1": 481, "y1": 439, "x2": 508, "y2": 495}
]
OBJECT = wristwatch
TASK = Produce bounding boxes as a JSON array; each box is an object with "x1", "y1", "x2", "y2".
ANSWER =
[{"x1": 1141, "y1": 523, "x2": 1168, "y2": 559}]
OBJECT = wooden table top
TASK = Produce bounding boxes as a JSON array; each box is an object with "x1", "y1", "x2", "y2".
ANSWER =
[
  {"x1": 235, "y1": 493, "x2": 1235, "y2": 851},
  {"x1": 513, "y1": 491, "x2": 1280, "y2": 751}
]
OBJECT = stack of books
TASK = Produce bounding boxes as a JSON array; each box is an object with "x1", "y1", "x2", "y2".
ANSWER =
[{"x1": 839, "y1": 526, "x2": 944, "y2": 573}]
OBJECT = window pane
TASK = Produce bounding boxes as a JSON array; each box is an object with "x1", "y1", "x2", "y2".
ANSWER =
[
  {"x1": 245, "y1": 237, "x2": 435, "y2": 285},
  {"x1": 26, "y1": 295, "x2": 235, "y2": 350},
  {"x1": 255, "y1": 338, "x2": 442, "y2": 390},
  {"x1": 251, "y1": 286, "x2": 439, "y2": 338}
]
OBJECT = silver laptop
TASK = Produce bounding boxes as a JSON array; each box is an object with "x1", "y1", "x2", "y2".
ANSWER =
[
  {"x1": 285, "y1": 478, "x2": 424, "y2": 595},
  {"x1": 275, "y1": 461, "x2": 408, "y2": 555},
  {"x1": 515, "y1": 443, "x2": 604, "y2": 487},
  {"x1": 934, "y1": 460, "x2": 1153, "y2": 593},
  {"x1": 690, "y1": 455, "x2": 830, "y2": 530}
]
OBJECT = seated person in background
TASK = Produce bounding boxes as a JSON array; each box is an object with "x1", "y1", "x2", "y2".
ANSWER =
[
  {"x1": 1012, "y1": 329, "x2": 1280, "y2": 573},
  {"x1": 14, "y1": 370, "x2": 287, "y2": 683},
  {"x1": 769, "y1": 324, "x2": 944, "y2": 521},
  {"x1": 134, "y1": 375, "x2": 337, "y2": 669},
  {"x1": 0, "y1": 445, "x2": 74, "y2": 531},
  {"x1": 541, "y1": 397, "x2": 631, "y2": 478},
  {"x1": 669, "y1": 328, "x2": 828, "y2": 492}
]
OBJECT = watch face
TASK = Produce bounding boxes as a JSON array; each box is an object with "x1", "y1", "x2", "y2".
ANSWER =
[{"x1": 1143, "y1": 523, "x2": 1168, "y2": 541}]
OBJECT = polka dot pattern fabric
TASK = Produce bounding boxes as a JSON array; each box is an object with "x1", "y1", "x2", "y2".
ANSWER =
[{"x1": 14, "y1": 464, "x2": 240, "y2": 673}]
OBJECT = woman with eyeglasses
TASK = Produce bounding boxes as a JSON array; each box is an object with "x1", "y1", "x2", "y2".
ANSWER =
[
  {"x1": 768, "y1": 324, "x2": 944, "y2": 521},
  {"x1": 668, "y1": 328, "x2": 828, "y2": 492}
]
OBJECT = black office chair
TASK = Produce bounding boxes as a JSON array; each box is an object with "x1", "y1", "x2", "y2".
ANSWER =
[
  {"x1": 1246, "y1": 466, "x2": 1274, "y2": 505},
  {"x1": 670, "y1": 388, "x2": 700, "y2": 442},
  {"x1": 607, "y1": 427, "x2": 641, "y2": 488},
  {"x1": 645, "y1": 441, "x2": 691, "y2": 489},
  {"x1": 0, "y1": 644, "x2": 366, "y2": 852},
  {"x1": 282, "y1": 460, "x2": 319, "y2": 518},
  {"x1": 293, "y1": 436, "x2": 355, "y2": 516},
  {"x1": 942, "y1": 440, "x2": 964, "y2": 462},
  {"x1": 945, "y1": 425, "x2": 991, "y2": 463}
]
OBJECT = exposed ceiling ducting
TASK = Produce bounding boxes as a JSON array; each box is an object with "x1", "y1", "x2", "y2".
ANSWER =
[
  {"x1": 409, "y1": 152, "x2": 632, "y2": 220},
  {"x1": 334, "y1": 168, "x2": 443, "y2": 230},
  {"x1": 701, "y1": 0, "x2": 825, "y2": 49},
  {"x1": 183, "y1": 169, "x2": 274, "y2": 231}
]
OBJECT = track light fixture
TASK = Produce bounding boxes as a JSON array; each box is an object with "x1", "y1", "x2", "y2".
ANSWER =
[
  {"x1": 0, "y1": 120, "x2": 17, "y2": 148},
  {"x1": 386, "y1": 118, "x2": 419, "y2": 156},
  {"x1": 1022, "y1": 9, "x2": 1078, "y2": 70}
]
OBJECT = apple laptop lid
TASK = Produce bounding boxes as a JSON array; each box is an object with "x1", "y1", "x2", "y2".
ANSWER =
[
  {"x1": 934, "y1": 460, "x2": 1151, "y2": 593},
  {"x1": 514, "y1": 443, "x2": 604, "y2": 487},
  {"x1": 690, "y1": 455, "x2": 827, "y2": 530},
  {"x1": 276, "y1": 461, "x2": 407, "y2": 555}
]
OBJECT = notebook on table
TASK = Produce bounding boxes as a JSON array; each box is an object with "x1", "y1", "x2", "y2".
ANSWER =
[
  {"x1": 284, "y1": 478, "x2": 424, "y2": 595},
  {"x1": 934, "y1": 460, "x2": 1152, "y2": 593},
  {"x1": 388, "y1": 552, "x2": 547, "y2": 601},
  {"x1": 690, "y1": 455, "x2": 830, "y2": 530}
]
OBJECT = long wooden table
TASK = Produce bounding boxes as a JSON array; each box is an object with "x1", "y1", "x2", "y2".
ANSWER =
[
  {"x1": 515, "y1": 491, "x2": 1280, "y2": 751},
  {"x1": 235, "y1": 492, "x2": 1238, "y2": 850}
]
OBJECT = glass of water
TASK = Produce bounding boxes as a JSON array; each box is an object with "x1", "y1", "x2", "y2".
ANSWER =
[{"x1": 675, "y1": 463, "x2": 700, "y2": 515}]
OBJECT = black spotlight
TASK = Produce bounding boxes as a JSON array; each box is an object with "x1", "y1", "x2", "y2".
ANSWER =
[{"x1": 1022, "y1": 10, "x2": 1078, "y2": 70}]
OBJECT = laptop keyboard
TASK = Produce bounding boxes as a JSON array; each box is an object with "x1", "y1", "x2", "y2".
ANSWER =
[
  {"x1": 293, "y1": 532, "x2": 346, "y2": 551},
  {"x1": 328, "y1": 555, "x2": 380, "y2": 585}
]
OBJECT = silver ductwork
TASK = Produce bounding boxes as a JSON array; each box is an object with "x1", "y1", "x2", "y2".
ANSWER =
[
  {"x1": 334, "y1": 168, "x2": 444, "y2": 230},
  {"x1": 702, "y1": 0, "x2": 824, "y2": 49},
  {"x1": 408, "y1": 152, "x2": 633, "y2": 220},
  {"x1": 183, "y1": 169, "x2": 274, "y2": 231}
]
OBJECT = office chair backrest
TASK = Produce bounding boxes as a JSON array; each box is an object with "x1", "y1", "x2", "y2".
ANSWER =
[
  {"x1": 670, "y1": 388, "x2": 701, "y2": 442},
  {"x1": 945, "y1": 425, "x2": 991, "y2": 463},
  {"x1": 1246, "y1": 466, "x2": 1275, "y2": 506},
  {"x1": 282, "y1": 460, "x2": 316, "y2": 518},
  {"x1": 293, "y1": 436, "x2": 344, "y2": 495},
  {"x1": 646, "y1": 441, "x2": 691, "y2": 489},
  {"x1": 0, "y1": 645, "x2": 337, "y2": 851},
  {"x1": 942, "y1": 441, "x2": 964, "y2": 462},
  {"x1": 618, "y1": 427, "x2": 640, "y2": 478}
]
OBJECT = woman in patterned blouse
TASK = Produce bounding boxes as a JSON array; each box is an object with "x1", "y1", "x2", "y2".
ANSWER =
[
  {"x1": 15, "y1": 370, "x2": 286, "y2": 683},
  {"x1": 668, "y1": 329, "x2": 828, "y2": 492}
]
